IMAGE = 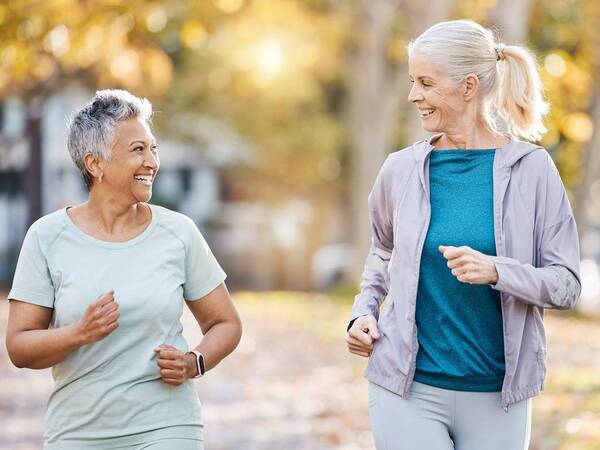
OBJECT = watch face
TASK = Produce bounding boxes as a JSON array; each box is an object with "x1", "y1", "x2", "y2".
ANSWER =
[{"x1": 197, "y1": 352, "x2": 206, "y2": 376}]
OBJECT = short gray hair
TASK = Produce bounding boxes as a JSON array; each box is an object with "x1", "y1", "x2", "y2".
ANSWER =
[{"x1": 67, "y1": 89, "x2": 153, "y2": 190}]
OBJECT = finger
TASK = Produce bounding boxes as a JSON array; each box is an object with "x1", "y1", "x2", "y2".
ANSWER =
[
  {"x1": 347, "y1": 340, "x2": 373, "y2": 352},
  {"x1": 157, "y1": 358, "x2": 185, "y2": 369},
  {"x1": 103, "y1": 321, "x2": 118, "y2": 335},
  {"x1": 95, "y1": 290, "x2": 116, "y2": 307},
  {"x1": 154, "y1": 344, "x2": 177, "y2": 353},
  {"x1": 439, "y1": 245, "x2": 456, "y2": 259},
  {"x1": 349, "y1": 348, "x2": 371, "y2": 357},
  {"x1": 348, "y1": 328, "x2": 373, "y2": 346},
  {"x1": 358, "y1": 317, "x2": 380, "y2": 340},
  {"x1": 101, "y1": 302, "x2": 119, "y2": 314},
  {"x1": 104, "y1": 311, "x2": 120, "y2": 324},
  {"x1": 348, "y1": 342, "x2": 372, "y2": 353},
  {"x1": 156, "y1": 350, "x2": 181, "y2": 360},
  {"x1": 440, "y1": 245, "x2": 469, "y2": 260},
  {"x1": 447, "y1": 257, "x2": 469, "y2": 269},
  {"x1": 160, "y1": 368, "x2": 183, "y2": 378},
  {"x1": 367, "y1": 323, "x2": 380, "y2": 340},
  {"x1": 346, "y1": 335, "x2": 371, "y2": 347}
]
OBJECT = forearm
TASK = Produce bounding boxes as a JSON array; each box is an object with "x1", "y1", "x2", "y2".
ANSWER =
[
  {"x1": 8, "y1": 324, "x2": 82, "y2": 369},
  {"x1": 349, "y1": 244, "x2": 391, "y2": 326},
  {"x1": 491, "y1": 257, "x2": 581, "y2": 310},
  {"x1": 191, "y1": 319, "x2": 242, "y2": 372}
]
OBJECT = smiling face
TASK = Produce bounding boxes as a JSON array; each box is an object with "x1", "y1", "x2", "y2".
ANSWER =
[
  {"x1": 407, "y1": 52, "x2": 469, "y2": 134},
  {"x1": 98, "y1": 117, "x2": 159, "y2": 203}
]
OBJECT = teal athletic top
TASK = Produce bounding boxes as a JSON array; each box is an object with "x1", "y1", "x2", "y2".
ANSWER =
[
  {"x1": 8, "y1": 204, "x2": 226, "y2": 449},
  {"x1": 414, "y1": 149, "x2": 506, "y2": 392}
]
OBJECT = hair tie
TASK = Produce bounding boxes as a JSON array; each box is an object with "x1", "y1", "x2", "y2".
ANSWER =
[{"x1": 495, "y1": 43, "x2": 506, "y2": 61}]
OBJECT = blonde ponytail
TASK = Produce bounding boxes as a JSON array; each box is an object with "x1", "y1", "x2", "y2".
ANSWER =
[{"x1": 496, "y1": 44, "x2": 549, "y2": 141}]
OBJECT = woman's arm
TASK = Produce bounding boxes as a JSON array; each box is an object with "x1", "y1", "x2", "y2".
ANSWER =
[
  {"x1": 185, "y1": 282, "x2": 242, "y2": 372},
  {"x1": 6, "y1": 291, "x2": 119, "y2": 369},
  {"x1": 154, "y1": 283, "x2": 242, "y2": 386},
  {"x1": 348, "y1": 156, "x2": 395, "y2": 326}
]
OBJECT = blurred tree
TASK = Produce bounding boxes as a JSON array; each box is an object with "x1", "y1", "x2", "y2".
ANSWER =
[
  {"x1": 528, "y1": 0, "x2": 600, "y2": 251},
  {"x1": 345, "y1": 0, "x2": 457, "y2": 276},
  {"x1": 0, "y1": 0, "x2": 177, "y2": 225}
]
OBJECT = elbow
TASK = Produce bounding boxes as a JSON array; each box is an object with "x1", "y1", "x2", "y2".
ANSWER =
[
  {"x1": 562, "y1": 277, "x2": 582, "y2": 311},
  {"x1": 231, "y1": 316, "x2": 243, "y2": 351},
  {"x1": 6, "y1": 341, "x2": 27, "y2": 369}
]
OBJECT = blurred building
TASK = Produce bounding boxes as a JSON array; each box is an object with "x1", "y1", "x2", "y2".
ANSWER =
[
  {"x1": 0, "y1": 85, "x2": 230, "y2": 283},
  {"x1": 0, "y1": 84, "x2": 317, "y2": 291}
]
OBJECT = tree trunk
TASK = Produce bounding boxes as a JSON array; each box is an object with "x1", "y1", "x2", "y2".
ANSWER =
[
  {"x1": 25, "y1": 96, "x2": 44, "y2": 228},
  {"x1": 490, "y1": 0, "x2": 533, "y2": 43},
  {"x1": 347, "y1": 0, "x2": 455, "y2": 279}
]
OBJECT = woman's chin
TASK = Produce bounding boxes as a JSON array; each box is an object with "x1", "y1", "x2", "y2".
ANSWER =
[{"x1": 133, "y1": 189, "x2": 152, "y2": 203}]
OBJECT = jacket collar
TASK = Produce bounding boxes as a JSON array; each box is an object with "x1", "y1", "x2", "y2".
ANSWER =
[{"x1": 413, "y1": 133, "x2": 542, "y2": 168}]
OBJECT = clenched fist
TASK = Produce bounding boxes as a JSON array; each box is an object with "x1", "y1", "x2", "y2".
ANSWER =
[
  {"x1": 154, "y1": 344, "x2": 196, "y2": 386},
  {"x1": 74, "y1": 290, "x2": 119, "y2": 345},
  {"x1": 439, "y1": 245, "x2": 499, "y2": 285},
  {"x1": 346, "y1": 314, "x2": 380, "y2": 357}
]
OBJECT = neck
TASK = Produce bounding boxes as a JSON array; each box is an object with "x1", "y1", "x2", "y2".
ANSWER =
[
  {"x1": 436, "y1": 123, "x2": 508, "y2": 150},
  {"x1": 84, "y1": 189, "x2": 146, "y2": 234}
]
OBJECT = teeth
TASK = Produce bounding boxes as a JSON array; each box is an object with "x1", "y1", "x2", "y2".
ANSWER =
[
  {"x1": 420, "y1": 109, "x2": 435, "y2": 117},
  {"x1": 134, "y1": 175, "x2": 153, "y2": 185}
]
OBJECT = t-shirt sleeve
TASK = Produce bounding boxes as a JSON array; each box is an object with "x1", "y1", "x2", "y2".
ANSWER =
[
  {"x1": 8, "y1": 225, "x2": 55, "y2": 308},
  {"x1": 183, "y1": 218, "x2": 227, "y2": 301}
]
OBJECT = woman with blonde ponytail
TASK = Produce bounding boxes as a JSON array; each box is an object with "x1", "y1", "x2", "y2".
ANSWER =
[{"x1": 346, "y1": 19, "x2": 580, "y2": 449}]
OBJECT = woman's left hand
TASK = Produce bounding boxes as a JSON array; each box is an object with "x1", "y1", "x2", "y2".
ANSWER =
[
  {"x1": 439, "y1": 245, "x2": 499, "y2": 285},
  {"x1": 154, "y1": 344, "x2": 196, "y2": 386}
]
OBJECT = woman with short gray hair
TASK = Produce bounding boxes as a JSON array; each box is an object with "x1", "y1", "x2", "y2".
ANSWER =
[
  {"x1": 346, "y1": 20, "x2": 580, "y2": 449},
  {"x1": 6, "y1": 89, "x2": 242, "y2": 450}
]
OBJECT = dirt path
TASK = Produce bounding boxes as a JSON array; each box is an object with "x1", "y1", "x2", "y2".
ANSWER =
[{"x1": 1, "y1": 292, "x2": 599, "y2": 449}]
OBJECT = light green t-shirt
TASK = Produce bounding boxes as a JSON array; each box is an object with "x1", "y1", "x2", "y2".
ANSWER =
[{"x1": 8, "y1": 204, "x2": 226, "y2": 449}]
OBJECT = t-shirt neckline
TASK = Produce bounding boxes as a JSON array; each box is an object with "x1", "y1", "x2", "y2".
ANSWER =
[{"x1": 62, "y1": 204, "x2": 157, "y2": 249}]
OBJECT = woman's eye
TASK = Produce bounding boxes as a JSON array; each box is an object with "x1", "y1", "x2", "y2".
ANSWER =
[
  {"x1": 134, "y1": 146, "x2": 144, "y2": 152},
  {"x1": 151, "y1": 146, "x2": 158, "y2": 154}
]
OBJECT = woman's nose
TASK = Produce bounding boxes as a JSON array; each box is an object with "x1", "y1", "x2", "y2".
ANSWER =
[
  {"x1": 144, "y1": 151, "x2": 159, "y2": 170},
  {"x1": 407, "y1": 85, "x2": 423, "y2": 103}
]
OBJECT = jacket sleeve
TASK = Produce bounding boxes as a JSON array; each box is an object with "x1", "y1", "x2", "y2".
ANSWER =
[
  {"x1": 348, "y1": 157, "x2": 394, "y2": 328},
  {"x1": 491, "y1": 153, "x2": 581, "y2": 310}
]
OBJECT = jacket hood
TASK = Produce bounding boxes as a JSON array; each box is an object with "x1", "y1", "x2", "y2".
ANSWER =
[{"x1": 413, "y1": 133, "x2": 543, "y2": 168}]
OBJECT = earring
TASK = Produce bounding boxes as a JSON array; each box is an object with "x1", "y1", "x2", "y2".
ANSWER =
[{"x1": 99, "y1": 173, "x2": 103, "y2": 183}]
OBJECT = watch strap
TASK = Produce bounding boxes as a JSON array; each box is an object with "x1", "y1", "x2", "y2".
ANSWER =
[{"x1": 188, "y1": 350, "x2": 205, "y2": 378}]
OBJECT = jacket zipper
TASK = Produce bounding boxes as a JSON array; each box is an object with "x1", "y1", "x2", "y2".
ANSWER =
[
  {"x1": 494, "y1": 163, "x2": 511, "y2": 413},
  {"x1": 403, "y1": 166, "x2": 432, "y2": 398}
]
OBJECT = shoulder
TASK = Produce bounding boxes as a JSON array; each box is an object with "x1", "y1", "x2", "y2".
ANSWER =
[
  {"x1": 151, "y1": 204, "x2": 202, "y2": 243},
  {"x1": 518, "y1": 145, "x2": 554, "y2": 168},
  {"x1": 514, "y1": 145, "x2": 562, "y2": 187},
  {"x1": 26, "y1": 209, "x2": 70, "y2": 252},
  {"x1": 378, "y1": 142, "x2": 421, "y2": 180}
]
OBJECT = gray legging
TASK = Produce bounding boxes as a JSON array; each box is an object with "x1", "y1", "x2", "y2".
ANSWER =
[{"x1": 369, "y1": 381, "x2": 531, "y2": 450}]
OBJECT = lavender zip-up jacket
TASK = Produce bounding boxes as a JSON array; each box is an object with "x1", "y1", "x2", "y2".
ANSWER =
[{"x1": 349, "y1": 134, "x2": 581, "y2": 410}]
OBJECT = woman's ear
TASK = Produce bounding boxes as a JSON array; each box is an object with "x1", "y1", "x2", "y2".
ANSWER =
[
  {"x1": 463, "y1": 73, "x2": 480, "y2": 101},
  {"x1": 83, "y1": 153, "x2": 104, "y2": 181}
]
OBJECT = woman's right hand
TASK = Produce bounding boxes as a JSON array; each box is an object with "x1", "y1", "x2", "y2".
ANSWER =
[
  {"x1": 346, "y1": 314, "x2": 380, "y2": 357},
  {"x1": 73, "y1": 290, "x2": 119, "y2": 345}
]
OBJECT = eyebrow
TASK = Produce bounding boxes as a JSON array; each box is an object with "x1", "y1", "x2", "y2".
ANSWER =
[
  {"x1": 409, "y1": 75, "x2": 435, "y2": 81},
  {"x1": 129, "y1": 139, "x2": 157, "y2": 146}
]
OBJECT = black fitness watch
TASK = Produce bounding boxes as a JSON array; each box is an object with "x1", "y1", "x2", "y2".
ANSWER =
[{"x1": 187, "y1": 350, "x2": 205, "y2": 378}]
